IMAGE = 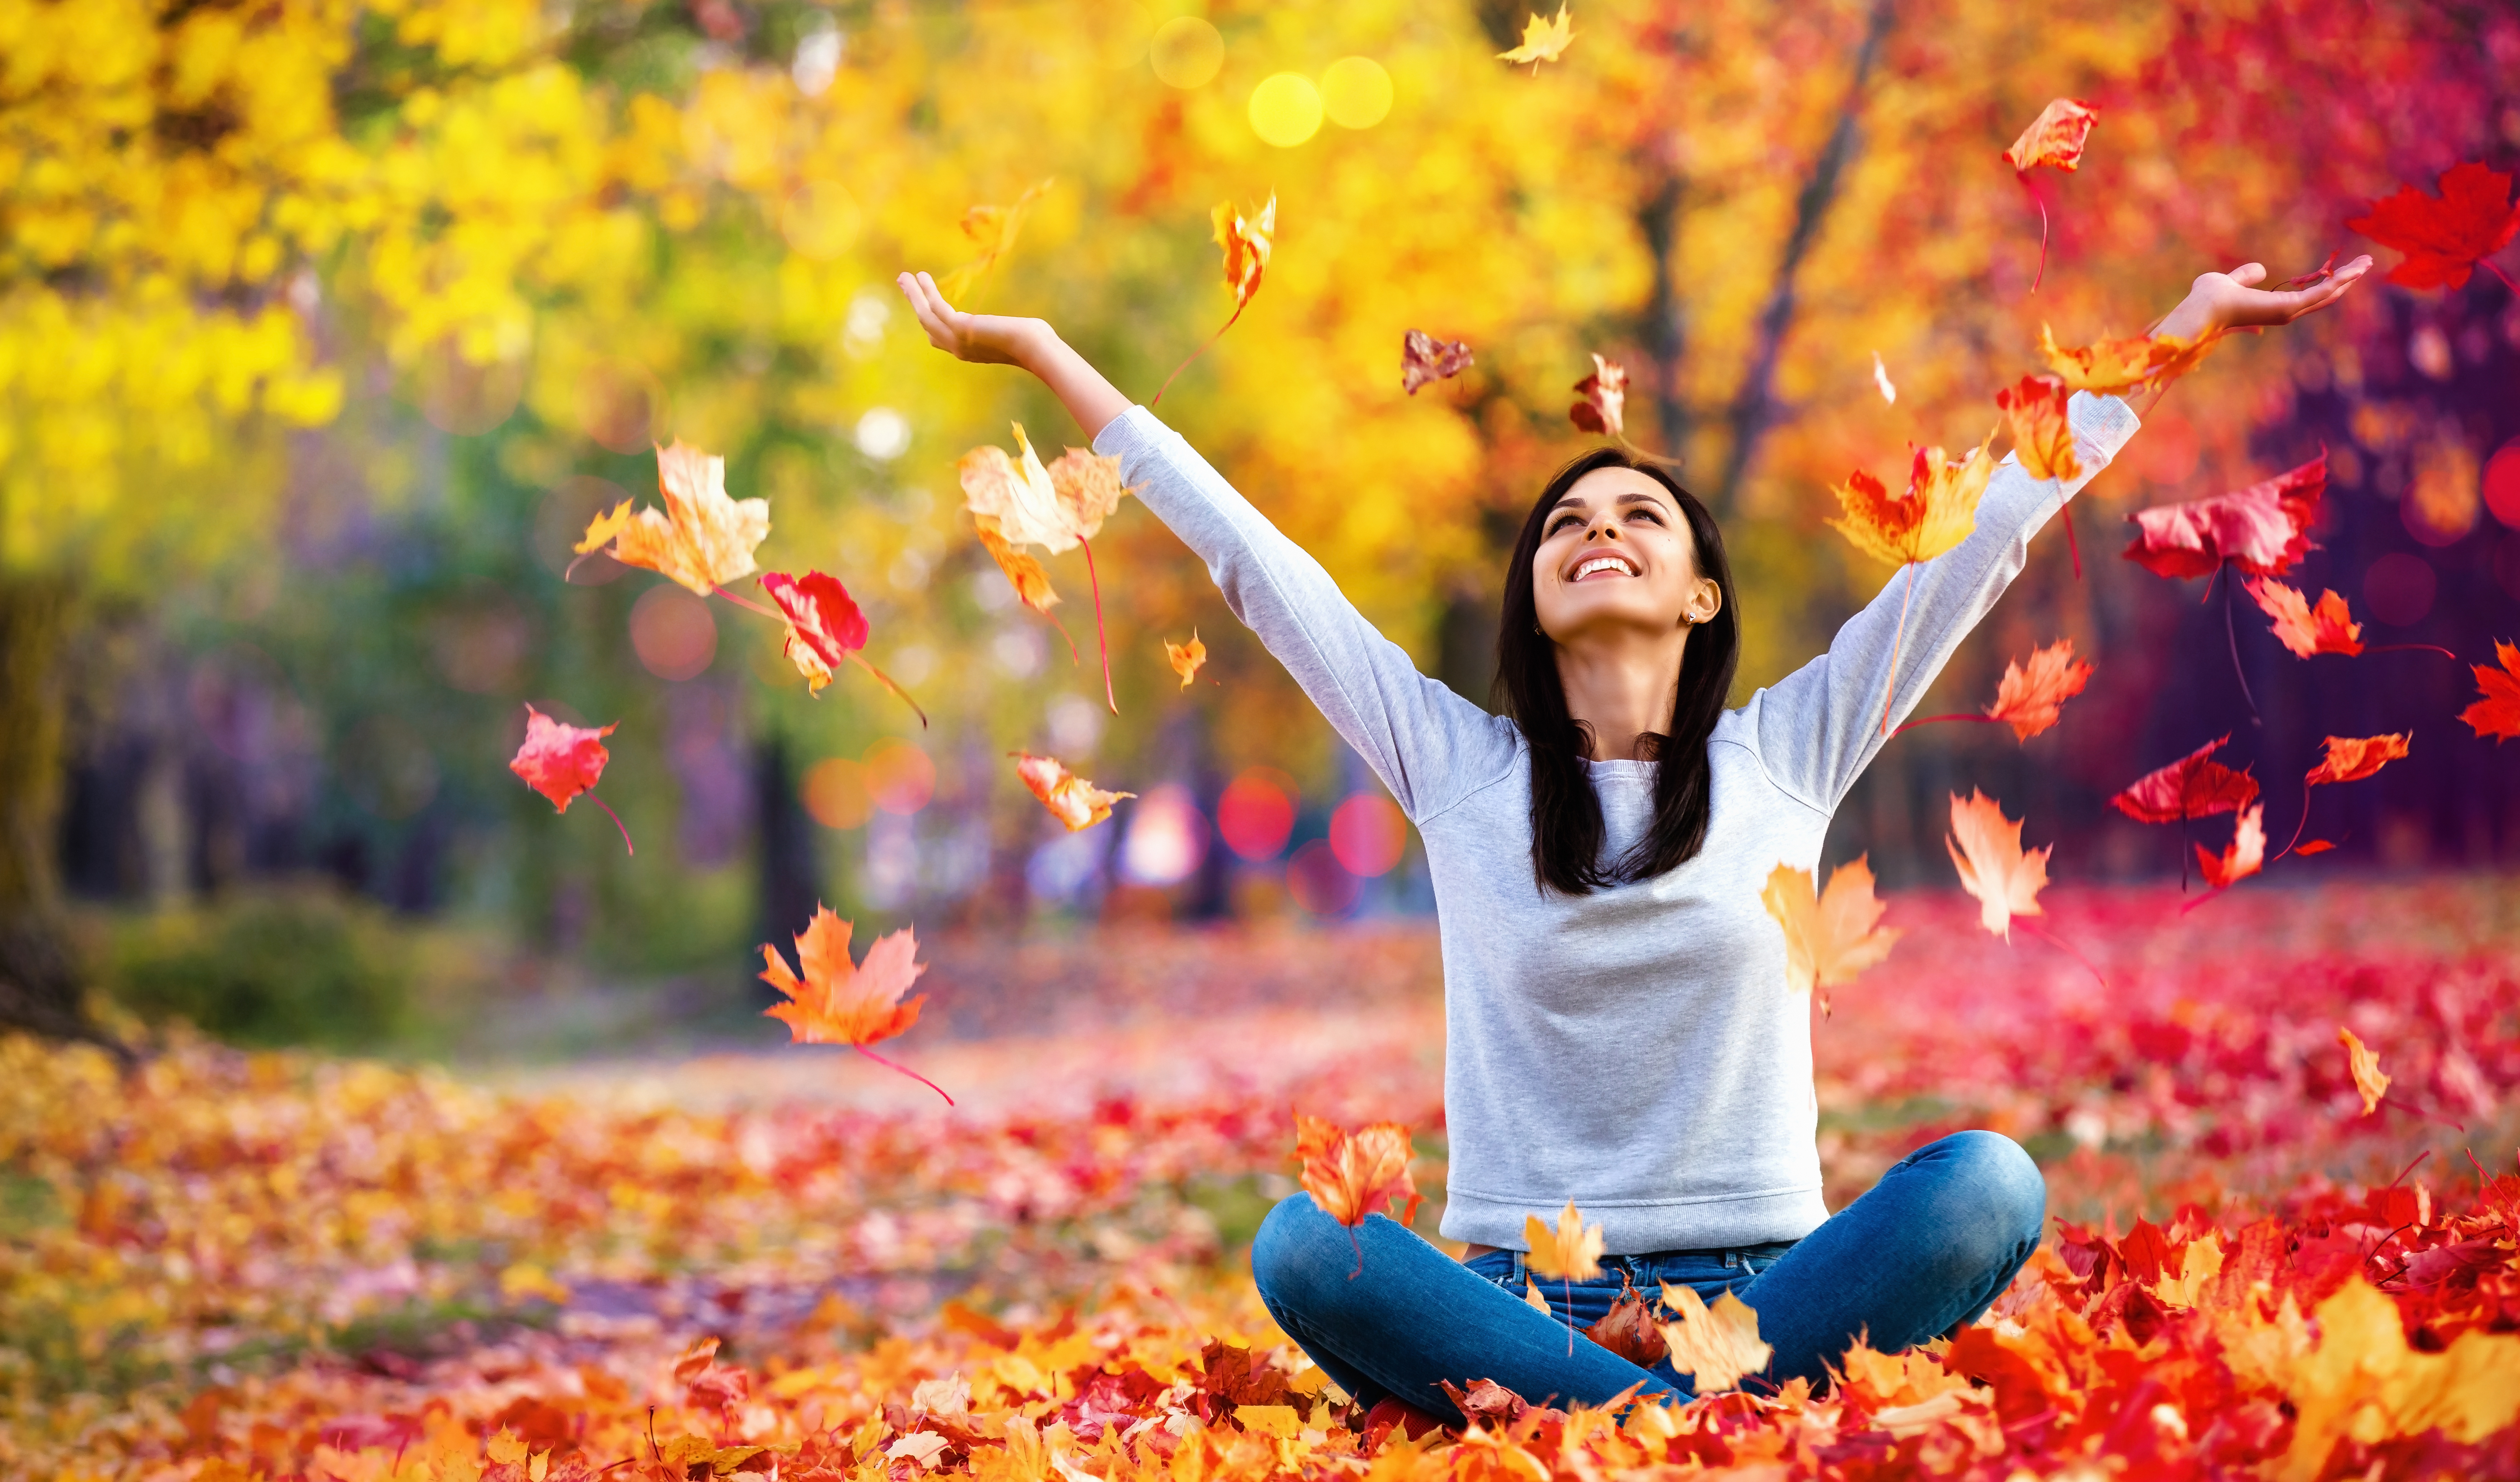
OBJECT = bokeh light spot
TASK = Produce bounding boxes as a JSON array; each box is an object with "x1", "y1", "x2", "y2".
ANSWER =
[
  {"x1": 2482, "y1": 439, "x2": 2520, "y2": 530},
  {"x1": 1329, "y1": 792, "x2": 1407, "y2": 877},
  {"x1": 2363, "y1": 552, "x2": 2436, "y2": 627},
  {"x1": 802, "y1": 758, "x2": 871, "y2": 830},
  {"x1": 1320, "y1": 57, "x2": 1391, "y2": 128},
  {"x1": 1149, "y1": 17, "x2": 1222, "y2": 88},
  {"x1": 865, "y1": 741, "x2": 935, "y2": 815},
  {"x1": 2402, "y1": 433, "x2": 2480, "y2": 547},
  {"x1": 1248, "y1": 72, "x2": 1322, "y2": 147},
  {"x1": 1218, "y1": 766, "x2": 1297, "y2": 860},
  {"x1": 1286, "y1": 838, "x2": 1360, "y2": 917},
  {"x1": 1121, "y1": 784, "x2": 1209, "y2": 886},
  {"x1": 629, "y1": 585, "x2": 717, "y2": 680}
]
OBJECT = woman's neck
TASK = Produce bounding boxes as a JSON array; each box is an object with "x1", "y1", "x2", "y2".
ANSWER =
[{"x1": 1554, "y1": 629, "x2": 1687, "y2": 761}]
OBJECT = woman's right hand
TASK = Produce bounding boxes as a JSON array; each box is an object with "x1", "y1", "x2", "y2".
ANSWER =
[{"x1": 897, "y1": 271, "x2": 1045, "y2": 368}]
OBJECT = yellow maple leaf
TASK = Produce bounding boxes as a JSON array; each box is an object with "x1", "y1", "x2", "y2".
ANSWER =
[
  {"x1": 1656, "y1": 1283, "x2": 1772, "y2": 1393},
  {"x1": 1523, "y1": 1200, "x2": 1603, "y2": 1282},
  {"x1": 1498, "y1": 5, "x2": 1575, "y2": 67},
  {"x1": 1759, "y1": 857, "x2": 1900, "y2": 1012},
  {"x1": 2039, "y1": 322, "x2": 2220, "y2": 395},
  {"x1": 1012, "y1": 752, "x2": 1133, "y2": 831},
  {"x1": 1166, "y1": 630, "x2": 1208, "y2": 689},
  {"x1": 937, "y1": 177, "x2": 1053, "y2": 301},
  {"x1": 1995, "y1": 373, "x2": 2081, "y2": 483},
  {"x1": 2276, "y1": 1276, "x2": 2520, "y2": 1480},
  {"x1": 2338, "y1": 1026, "x2": 2390, "y2": 1115},
  {"x1": 1828, "y1": 432, "x2": 1997, "y2": 568},
  {"x1": 1946, "y1": 789, "x2": 2050, "y2": 939},
  {"x1": 576, "y1": 440, "x2": 771, "y2": 597}
]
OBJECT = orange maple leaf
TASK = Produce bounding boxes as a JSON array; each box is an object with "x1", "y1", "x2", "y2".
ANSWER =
[
  {"x1": 2002, "y1": 98, "x2": 2099, "y2": 173},
  {"x1": 2338, "y1": 1027, "x2": 2391, "y2": 1116},
  {"x1": 1402, "y1": 330, "x2": 1475, "y2": 394},
  {"x1": 1657, "y1": 1282, "x2": 1772, "y2": 1395},
  {"x1": 1046, "y1": 446, "x2": 1133, "y2": 541},
  {"x1": 509, "y1": 705, "x2": 633, "y2": 855},
  {"x1": 960, "y1": 424, "x2": 1077, "y2": 553},
  {"x1": 961, "y1": 425, "x2": 1135, "y2": 704},
  {"x1": 1012, "y1": 752, "x2": 1134, "y2": 831},
  {"x1": 1759, "y1": 857, "x2": 1900, "y2": 1014},
  {"x1": 1995, "y1": 374, "x2": 2081, "y2": 483},
  {"x1": 575, "y1": 440, "x2": 771, "y2": 598},
  {"x1": 1524, "y1": 1200, "x2": 1603, "y2": 1282},
  {"x1": 2038, "y1": 323, "x2": 2220, "y2": 396},
  {"x1": 759, "y1": 906, "x2": 949, "y2": 1102},
  {"x1": 973, "y1": 520, "x2": 1062, "y2": 617},
  {"x1": 2109, "y1": 735, "x2": 2260, "y2": 824},
  {"x1": 2246, "y1": 578, "x2": 2363, "y2": 657},
  {"x1": 1292, "y1": 1113, "x2": 1421, "y2": 1257},
  {"x1": 2307, "y1": 733, "x2": 2410, "y2": 788},
  {"x1": 936, "y1": 178, "x2": 1054, "y2": 301},
  {"x1": 2461, "y1": 641, "x2": 2520, "y2": 742},
  {"x1": 1498, "y1": 5, "x2": 1575, "y2": 68},
  {"x1": 1946, "y1": 789, "x2": 2049, "y2": 939},
  {"x1": 1986, "y1": 638, "x2": 2094, "y2": 740},
  {"x1": 1569, "y1": 353, "x2": 1626, "y2": 438},
  {"x1": 1165, "y1": 630, "x2": 1208, "y2": 689},
  {"x1": 1215, "y1": 196, "x2": 1276, "y2": 319},
  {"x1": 1828, "y1": 433, "x2": 1997, "y2": 568},
  {"x1": 2195, "y1": 804, "x2": 2266, "y2": 890}
]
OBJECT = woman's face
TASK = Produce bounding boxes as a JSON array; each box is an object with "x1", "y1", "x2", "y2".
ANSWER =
[{"x1": 1531, "y1": 466, "x2": 1722, "y2": 648}]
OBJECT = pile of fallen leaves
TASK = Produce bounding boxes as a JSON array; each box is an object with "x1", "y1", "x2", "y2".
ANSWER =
[{"x1": 6, "y1": 884, "x2": 2518, "y2": 1477}]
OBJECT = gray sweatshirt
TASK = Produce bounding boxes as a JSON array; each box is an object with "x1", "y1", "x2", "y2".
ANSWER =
[{"x1": 1094, "y1": 392, "x2": 2141, "y2": 1253}]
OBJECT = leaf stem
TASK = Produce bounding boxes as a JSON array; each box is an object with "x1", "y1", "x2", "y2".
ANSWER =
[
  {"x1": 1348, "y1": 1226, "x2": 1364, "y2": 1281},
  {"x1": 1878, "y1": 564, "x2": 1916, "y2": 739},
  {"x1": 1152, "y1": 303, "x2": 1248, "y2": 406},
  {"x1": 1887, "y1": 713, "x2": 2008, "y2": 739},
  {"x1": 710, "y1": 583, "x2": 784, "y2": 620},
  {"x1": 2057, "y1": 482, "x2": 2081, "y2": 579},
  {"x1": 2220, "y1": 562, "x2": 2260, "y2": 726},
  {"x1": 2019, "y1": 919, "x2": 2105, "y2": 990},
  {"x1": 847, "y1": 652, "x2": 930, "y2": 730},
  {"x1": 587, "y1": 792, "x2": 635, "y2": 856},
  {"x1": 2276, "y1": 775, "x2": 2314, "y2": 861},
  {"x1": 2367, "y1": 643, "x2": 2460, "y2": 659},
  {"x1": 2484, "y1": 257, "x2": 2519, "y2": 295},
  {"x1": 1080, "y1": 537, "x2": 1117, "y2": 716},
  {"x1": 2031, "y1": 191, "x2": 2049, "y2": 295},
  {"x1": 854, "y1": 1044, "x2": 954, "y2": 1106}
]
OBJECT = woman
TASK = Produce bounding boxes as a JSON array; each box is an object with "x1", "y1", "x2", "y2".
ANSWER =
[{"x1": 898, "y1": 254, "x2": 2366, "y2": 1417}]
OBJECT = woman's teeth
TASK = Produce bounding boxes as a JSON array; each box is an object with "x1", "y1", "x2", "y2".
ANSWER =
[{"x1": 1573, "y1": 556, "x2": 1633, "y2": 581}]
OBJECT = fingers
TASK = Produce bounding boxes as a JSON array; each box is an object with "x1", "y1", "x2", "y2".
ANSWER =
[{"x1": 2228, "y1": 262, "x2": 2268, "y2": 287}]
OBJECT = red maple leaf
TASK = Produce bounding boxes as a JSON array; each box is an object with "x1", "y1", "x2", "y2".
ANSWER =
[
  {"x1": 2109, "y1": 735, "x2": 2259, "y2": 824},
  {"x1": 2460, "y1": 641, "x2": 2520, "y2": 742},
  {"x1": 2245, "y1": 578, "x2": 2363, "y2": 658},
  {"x1": 2305, "y1": 733, "x2": 2410, "y2": 788},
  {"x1": 2123, "y1": 453, "x2": 2325, "y2": 580},
  {"x1": 508, "y1": 705, "x2": 633, "y2": 854},
  {"x1": 2344, "y1": 161, "x2": 2520, "y2": 292}
]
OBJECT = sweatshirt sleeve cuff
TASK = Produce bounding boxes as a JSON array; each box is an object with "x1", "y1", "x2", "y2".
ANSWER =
[
  {"x1": 2068, "y1": 391, "x2": 2141, "y2": 469},
  {"x1": 1091, "y1": 405, "x2": 1165, "y2": 463}
]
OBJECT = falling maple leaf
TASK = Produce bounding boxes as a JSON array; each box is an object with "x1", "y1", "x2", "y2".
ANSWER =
[
  {"x1": 1401, "y1": 330, "x2": 1476, "y2": 394},
  {"x1": 2246, "y1": 578, "x2": 2364, "y2": 657},
  {"x1": 1946, "y1": 789, "x2": 2049, "y2": 940},
  {"x1": 2345, "y1": 161, "x2": 2520, "y2": 292},
  {"x1": 2002, "y1": 98, "x2": 2100, "y2": 173},
  {"x1": 1522, "y1": 1280, "x2": 1551, "y2": 1315},
  {"x1": 2196, "y1": 804, "x2": 2266, "y2": 890},
  {"x1": 2307, "y1": 733, "x2": 2410, "y2": 788},
  {"x1": 1827, "y1": 434, "x2": 1997, "y2": 569},
  {"x1": 2038, "y1": 323, "x2": 2220, "y2": 396},
  {"x1": 2123, "y1": 452, "x2": 2326, "y2": 581},
  {"x1": 1152, "y1": 197, "x2": 1277, "y2": 405},
  {"x1": 960, "y1": 425, "x2": 1133, "y2": 709},
  {"x1": 1523, "y1": 1200, "x2": 1604, "y2": 1283},
  {"x1": 1569, "y1": 353, "x2": 1626, "y2": 438},
  {"x1": 1986, "y1": 638, "x2": 2094, "y2": 740},
  {"x1": 1498, "y1": 5, "x2": 1574, "y2": 68},
  {"x1": 1759, "y1": 857, "x2": 1900, "y2": 1014},
  {"x1": 937, "y1": 178, "x2": 1054, "y2": 301},
  {"x1": 509, "y1": 705, "x2": 633, "y2": 855},
  {"x1": 574, "y1": 440, "x2": 771, "y2": 598},
  {"x1": 1013, "y1": 752, "x2": 1134, "y2": 831},
  {"x1": 1830, "y1": 435, "x2": 1997, "y2": 735},
  {"x1": 1869, "y1": 351, "x2": 1897, "y2": 405},
  {"x1": 1165, "y1": 630, "x2": 1207, "y2": 689},
  {"x1": 2337, "y1": 1027, "x2": 2391, "y2": 1116},
  {"x1": 1995, "y1": 374, "x2": 2081, "y2": 484},
  {"x1": 758, "y1": 571, "x2": 928, "y2": 726},
  {"x1": 1293, "y1": 1114, "x2": 1419, "y2": 1276},
  {"x1": 759, "y1": 906, "x2": 948, "y2": 1103},
  {"x1": 2110, "y1": 735, "x2": 2260, "y2": 823},
  {"x1": 2461, "y1": 641, "x2": 2520, "y2": 742},
  {"x1": 1657, "y1": 1283, "x2": 1773, "y2": 1394}
]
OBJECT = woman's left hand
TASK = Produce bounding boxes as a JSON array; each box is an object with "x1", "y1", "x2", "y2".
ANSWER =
[{"x1": 2154, "y1": 255, "x2": 2373, "y2": 341}]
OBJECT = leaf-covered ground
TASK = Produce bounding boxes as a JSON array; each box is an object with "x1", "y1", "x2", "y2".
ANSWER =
[{"x1": 6, "y1": 881, "x2": 2519, "y2": 1480}]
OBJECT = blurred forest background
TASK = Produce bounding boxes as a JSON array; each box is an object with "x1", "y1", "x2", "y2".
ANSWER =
[{"x1": 3, "y1": 0, "x2": 2517, "y2": 1054}]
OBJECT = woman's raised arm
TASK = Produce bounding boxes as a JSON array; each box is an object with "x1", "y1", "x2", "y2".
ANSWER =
[
  {"x1": 896, "y1": 274, "x2": 1520, "y2": 825},
  {"x1": 1750, "y1": 256, "x2": 2372, "y2": 813}
]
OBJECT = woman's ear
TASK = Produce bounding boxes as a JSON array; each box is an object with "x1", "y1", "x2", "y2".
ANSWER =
[{"x1": 1684, "y1": 576, "x2": 1722, "y2": 626}]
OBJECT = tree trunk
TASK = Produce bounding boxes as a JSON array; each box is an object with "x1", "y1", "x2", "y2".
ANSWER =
[
  {"x1": 1713, "y1": 0, "x2": 1898, "y2": 504},
  {"x1": 0, "y1": 575, "x2": 125, "y2": 1057}
]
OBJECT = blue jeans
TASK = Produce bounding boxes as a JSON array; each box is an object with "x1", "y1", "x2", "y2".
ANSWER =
[{"x1": 1251, "y1": 1130, "x2": 2045, "y2": 1417}]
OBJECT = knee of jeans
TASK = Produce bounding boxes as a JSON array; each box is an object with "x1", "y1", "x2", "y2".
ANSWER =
[
  {"x1": 1943, "y1": 1130, "x2": 2047, "y2": 1259},
  {"x1": 1251, "y1": 1193, "x2": 1337, "y2": 1315}
]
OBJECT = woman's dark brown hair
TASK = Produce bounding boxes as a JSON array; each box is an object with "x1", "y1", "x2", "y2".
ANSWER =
[{"x1": 1497, "y1": 448, "x2": 1740, "y2": 894}]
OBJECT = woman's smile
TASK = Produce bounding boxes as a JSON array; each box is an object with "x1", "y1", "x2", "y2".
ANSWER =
[{"x1": 1570, "y1": 551, "x2": 1640, "y2": 581}]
